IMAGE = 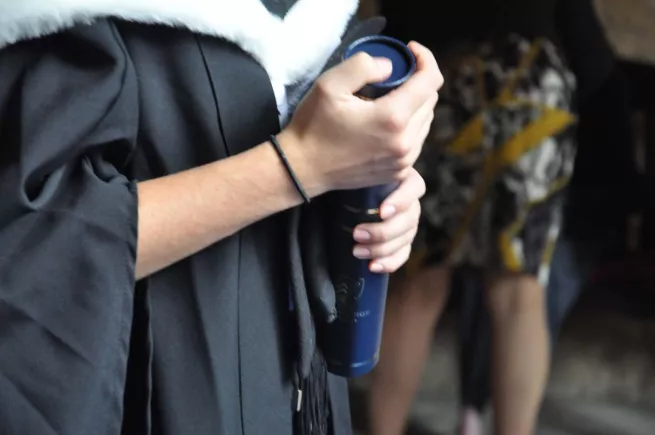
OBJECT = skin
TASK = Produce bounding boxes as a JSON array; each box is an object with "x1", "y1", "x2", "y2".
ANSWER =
[
  {"x1": 135, "y1": 42, "x2": 443, "y2": 279},
  {"x1": 370, "y1": 267, "x2": 550, "y2": 435}
]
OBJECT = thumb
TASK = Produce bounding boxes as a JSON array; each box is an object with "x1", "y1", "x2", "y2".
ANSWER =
[{"x1": 319, "y1": 53, "x2": 393, "y2": 95}]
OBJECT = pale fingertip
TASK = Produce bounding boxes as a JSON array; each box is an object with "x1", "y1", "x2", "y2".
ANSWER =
[
  {"x1": 380, "y1": 205, "x2": 396, "y2": 220},
  {"x1": 374, "y1": 57, "x2": 393, "y2": 75},
  {"x1": 370, "y1": 262, "x2": 384, "y2": 273},
  {"x1": 353, "y1": 247, "x2": 371, "y2": 259},
  {"x1": 353, "y1": 228, "x2": 371, "y2": 242}
]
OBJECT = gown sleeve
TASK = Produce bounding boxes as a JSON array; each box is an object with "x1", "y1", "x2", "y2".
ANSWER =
[{"x1": 0, "y1": 22, "x2": 138, "y2": 435}]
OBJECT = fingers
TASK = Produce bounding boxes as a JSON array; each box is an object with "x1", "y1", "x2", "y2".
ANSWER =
[
  {"x1": 318, "y1": 53, "x2": 393, "y2": 95},
  {"x1": 404, "y1": 92, "x2": 437, "y2": 141},
  {"x1": 379, "y1": 168, "x2": 426, "y2": 219},
  {"x1": 394, "y1": 92, "x2": 437, "y2": 167},
  {"x1": 352, "y1": 199, "x2": 420, "y2": 273},
  {"x1": 416, "y1": 108, "x2": 434, "y2": 144},
  {"x1": 375, "y1": 42, "x2": 443, "y2": 126},
  {"x1": 354, "y1": 197, "x2": 420, "y2": 241},
  {"x1": 352, "y1": 209, "x2": 419, "y2": 259},
  {"x1": 369, "y1": 245, "x2": 412, "y2": 273},
  {"x1": 351, "y1": 170, "x2": 424, "y2": 273}
]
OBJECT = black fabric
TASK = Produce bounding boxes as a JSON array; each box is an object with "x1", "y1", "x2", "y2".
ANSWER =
[
  {"x1": 456, "y1": 268, "x2": 491, "y2": 411},
  {"x1": 261, "y1": 0, "x2": 298, "y2": 18},
  {"x1": 571, "y1": 69, "x2": 636, "y2": 202},
  {"x1": 555, "y1": 0, "x2": 615, "y2": 102},
  {"x1": 380, "y1": 0, "x2": 615, "y2": 77},
  {"x1": 0, "y1": 24, "x2": 138, "y2": 435},
  {"x1": 380, "y1": 0, "x2": 561, "y2": 52},
  {"x1": 0, "y1": 17, "x2": 359, "y2": 435}
]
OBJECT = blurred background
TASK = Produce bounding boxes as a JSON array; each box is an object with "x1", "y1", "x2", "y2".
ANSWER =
[{"x1": 350, "y1": 1, "x2": 655, "y2": 434}]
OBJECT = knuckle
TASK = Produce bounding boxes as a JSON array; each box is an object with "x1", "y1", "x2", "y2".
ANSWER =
[
  {"x1": 382, "y1": 257, "x2": 398, "y2": 273},
  {"x1": 426, "y1": 58, "x2": 444, "y2": 87},
  {"x1": 369, "y1": 244, "x2": 387, "y2": 259},
  {"x1": 422, "y1": 45, "x2": 435, "y2": 61},
  {"x1": 390, "y1": 137, "x2": 412, "y2": 160},
  {"x1": 434, "y1": 71, "x2": 445, "y2": 90},
  {"x1": 412, "y1": 201, "x2": 422, "y2": 220},
  {"x1": 427, "y1": 113, "x2": 435, "y2": 130},
  {"x1": 392, "y1": 168, "x2": 411, "y2": 183},
  {"x1": 382, "y1": 109, "x2": 407, "y2": 133},
  {"x1": 428, "y1": 105, "x2": 436, "y2": 122},
  {"x1": 410, "y1": 226, "x2": 419, "y2": 243},
  {"x1": 373, "y1": 227, "x2": 389, "y2": 243},
  {"x1": 399, "y1": 150, "x2": 417, "y2": 169},
  {"x1": 410, "y1": 226, "x2": 419, "y2": 244},
  {"x1": 402, "y1": 228, "x2": 416, "y2": 245},
  {"x1": 408, "y1": 213, "x2": 420, "y2": 234},
  {"x1": 416, "y1": 204, "x2": 423, "y2": 221},
  {"x1": 393, "y1": 151, "x2": 418, "y2": 175},
  {"x1": 364, "y1": 226, "x2": 382, "y2": 243},
  {"x1": 367, "y1": 245, "x2": 380, "y2": 258},
  {"x1": 314, "y1": 78, "x2": 332, "y2": 97},
  {"x1": 378, "y1": 244, "x2": 394, "y2": 258},
  {"x1": 402, "y1": 246, "x2": 412, "y2": 262},
  {"x1": 417, "y1": 175, "x2": 427, "y2": 197},
  {"x1": 389, "y1": 249, "x2": 411, "y2": 272}
]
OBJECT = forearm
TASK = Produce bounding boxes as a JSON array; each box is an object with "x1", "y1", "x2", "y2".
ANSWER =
[{"x1": 135, "y1": 137, "x2": 317, "y2": 279}]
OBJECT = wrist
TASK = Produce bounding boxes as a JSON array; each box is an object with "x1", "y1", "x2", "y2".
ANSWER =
[{"x1": 276, "y1": 129, "x2": 330, "y2": 198}]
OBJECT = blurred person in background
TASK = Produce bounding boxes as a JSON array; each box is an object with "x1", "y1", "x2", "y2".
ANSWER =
[
  {"x1": 454, "y1": 0, "x2": 630, "y2": 428},
  {"x1": 360, "y1": 1, "x2": 614, "y2": 434}
]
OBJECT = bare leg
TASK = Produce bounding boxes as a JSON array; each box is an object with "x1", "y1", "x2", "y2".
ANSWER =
[
  {"x1": 368, "y1": 266, "x2": 451, "y2": 435},
  {"x1": 485, "y1": 274, "x2": 550, "y2": 435}
]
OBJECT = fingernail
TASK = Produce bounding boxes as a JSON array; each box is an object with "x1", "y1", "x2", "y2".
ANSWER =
[
  {"x1": 374, "y1": 57, "x2": 392, "y2": 73},
  {"x1": 353, "y1": 247, "x2": 371, "y2": 259},
  {"x1": 370, "y1": 263, "x2": 384, "y2": 273},
  {"x1": 380, "y1": 205, "x2": 396, "y2": 219},
  {"x1": 353, "y1": 229, "x2": 371, "y2": 242}
]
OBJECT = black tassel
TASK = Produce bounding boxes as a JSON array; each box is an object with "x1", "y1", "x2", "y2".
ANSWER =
[{"x1": 294, "y1": 351, "x2": 330, "y2": 435}]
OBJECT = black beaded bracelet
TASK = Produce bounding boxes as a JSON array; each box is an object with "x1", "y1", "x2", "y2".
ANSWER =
[{"x1": 269, "y1": 135, "x2": 311, "y2": 204}]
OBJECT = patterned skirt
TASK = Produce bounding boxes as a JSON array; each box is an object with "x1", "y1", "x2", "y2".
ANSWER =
[{"x1": 412, "y1": 35, "x2": 578, "y2": 284}]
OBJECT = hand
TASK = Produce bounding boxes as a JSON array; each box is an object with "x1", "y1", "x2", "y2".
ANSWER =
[
  {"x1": 351, "y1": 168, "x2": 425, "y2": 273},
  {"x1": 279, "y1": 41, "x2": 443, "y2": 197}
]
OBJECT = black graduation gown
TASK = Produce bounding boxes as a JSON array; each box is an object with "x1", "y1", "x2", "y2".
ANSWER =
[{"x1": 0, "y1": 1, "x2": 368, "y2": 433}]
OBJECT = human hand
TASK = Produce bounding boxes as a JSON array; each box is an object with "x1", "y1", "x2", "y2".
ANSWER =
[
  {"x1": 279, "y1": 41, "x2": 443, "y2": 197},
  {"x1": 350, "y1": 167, "x2": 425, "y2": 273}
]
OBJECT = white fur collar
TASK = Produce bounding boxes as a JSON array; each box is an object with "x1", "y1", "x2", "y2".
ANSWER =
[{"x1": 0, "y1": 0, "x2": 358, "y2": 92}]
